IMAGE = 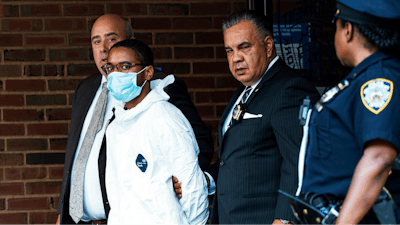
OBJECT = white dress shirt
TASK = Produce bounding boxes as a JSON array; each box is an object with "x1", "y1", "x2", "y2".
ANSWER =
[{"x1": 70, "y1": 75, "x2": 118, "y2": 221}]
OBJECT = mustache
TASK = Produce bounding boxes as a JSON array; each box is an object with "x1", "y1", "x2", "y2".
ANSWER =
[{"x1": 234, "y1": 63, "x2": 247, "y2": 70}]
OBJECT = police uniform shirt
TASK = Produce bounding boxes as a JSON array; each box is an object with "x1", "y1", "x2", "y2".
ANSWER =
[{"x1": 302, "y1": 51, "x2": 400, "y2": 198}]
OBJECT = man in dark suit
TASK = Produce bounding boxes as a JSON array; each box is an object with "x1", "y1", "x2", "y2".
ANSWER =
[
  {"x1": 56, "y1": 14, "x2": 214, "y2": 224},
  {"x1": 209, "y1": 10, "x2": 320, "y2": 224}
]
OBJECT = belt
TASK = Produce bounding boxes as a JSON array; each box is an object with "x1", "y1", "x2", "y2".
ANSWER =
[{"x1": 90, "y1": 219, "x2": 107, "y2": 224}]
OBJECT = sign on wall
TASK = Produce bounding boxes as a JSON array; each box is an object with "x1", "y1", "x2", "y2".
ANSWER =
[
  {"x1": 273, "y1": 23, "x2": 310, "y2": 70},
  {"x1": 273, "y1": 0, "x2": 348, "y2": 85}
]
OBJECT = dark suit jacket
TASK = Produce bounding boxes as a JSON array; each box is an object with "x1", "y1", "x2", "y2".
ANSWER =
[
  {"x1": 57, "y1": 71, "x2": 214, "y2": 224},
  {"x1": 209, "y1": 58, "x2": 320, "y2": 224}
]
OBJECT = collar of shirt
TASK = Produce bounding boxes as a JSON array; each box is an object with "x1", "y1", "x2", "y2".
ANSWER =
[
  {"x1": 248, "y1": 55, "x2": 279, "y2": 92},
  {"x1": 344, "y1": 51, "x2": 390, "y2": 81},
  {"x1": 222, "y1": 56, "x2": 279, "y2": 135}
]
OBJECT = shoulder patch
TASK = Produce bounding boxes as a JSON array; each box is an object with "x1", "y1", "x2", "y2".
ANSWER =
[{"x1": 360, "y1": 78, "x2": 393, "y2": 114}]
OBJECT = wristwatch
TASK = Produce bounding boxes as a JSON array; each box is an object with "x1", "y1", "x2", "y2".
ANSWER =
[{"x1": 280, "y1": 219, "x2": 291, "y2": 224}]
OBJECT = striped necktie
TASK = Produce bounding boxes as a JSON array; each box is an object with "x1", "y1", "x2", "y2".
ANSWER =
[{"x1": 240, "y1": 86, "x2": 252, "y2": 104}]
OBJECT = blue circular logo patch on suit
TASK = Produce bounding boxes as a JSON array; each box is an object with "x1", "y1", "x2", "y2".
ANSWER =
[{"x1": 136, "y1": 154, "x2": 147, "y2": 172}]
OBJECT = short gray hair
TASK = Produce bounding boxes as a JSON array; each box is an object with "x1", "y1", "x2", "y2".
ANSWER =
[
  {"x1": 222, "y1": 10, "x2": 272, "y2": 42},
  {"x1": 123, "y1": 17, "x2": 134, "y2": 39}
]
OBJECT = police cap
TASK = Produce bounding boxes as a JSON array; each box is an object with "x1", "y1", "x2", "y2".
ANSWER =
[{"x1": 335, "y1": 0, "x2": 400, "y2": 27}]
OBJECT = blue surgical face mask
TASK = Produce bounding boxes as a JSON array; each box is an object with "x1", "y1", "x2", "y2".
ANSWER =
[{"x1": 107, "y1": 66, "x2": 148, "y2": 103}]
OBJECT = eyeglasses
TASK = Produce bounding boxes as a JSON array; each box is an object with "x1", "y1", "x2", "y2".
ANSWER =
[{"x1": 102, "y1": 62, "x2": 147, "y2": 75}]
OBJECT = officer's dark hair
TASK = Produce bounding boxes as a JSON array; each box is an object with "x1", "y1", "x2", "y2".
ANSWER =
[
  {"x1": 339, "y1": 19, "x2": 400, "y2": 58},
  {"x1": 110, "y1": 39, "x2": 154, "y2": 66},
  {"x1": 222, "y1": 10, "x2": 272, "y2": 42}
]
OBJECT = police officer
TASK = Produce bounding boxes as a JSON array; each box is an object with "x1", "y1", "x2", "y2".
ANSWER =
[{"x1": 296, "y1": 0, "x2": 400, "y2": 224}]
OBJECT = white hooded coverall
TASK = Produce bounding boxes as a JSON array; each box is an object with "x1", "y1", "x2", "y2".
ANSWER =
[{"x1": 105, "y1": 75, "x2": 209, "y2": 224}]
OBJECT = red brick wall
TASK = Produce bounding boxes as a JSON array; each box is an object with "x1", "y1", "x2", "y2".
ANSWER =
[{"x1": 0, "y1": 1, "x2": 246, "y2": 223}]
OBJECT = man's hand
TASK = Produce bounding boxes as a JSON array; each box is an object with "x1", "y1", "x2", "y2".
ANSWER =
[
  {"x1": 56, "y1": 214, "x2": 60, "y2": 225},
  {"x1": 172, "y1": 176, "x2": 182, "y2": 199},
  {"x1": 173, "y1": 172, "x2": 210, "y2": 199},
  {"x1": 203, "y1": 171, "x2": 210, "y2": 187},
  {"x1": 272, "y1": 219, "x2": 292, "y2": 224}
]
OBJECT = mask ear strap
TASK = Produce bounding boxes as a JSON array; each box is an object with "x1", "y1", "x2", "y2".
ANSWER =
[
  {"x1": 138, "y1": 66, "x2": 148, "y2": 74},
  {"x1": 139, "y1": 66, "x2": 149, "y2": 88},
  {"x1": 140, "y1": 79, "x2": 147, "y2": 88}
]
